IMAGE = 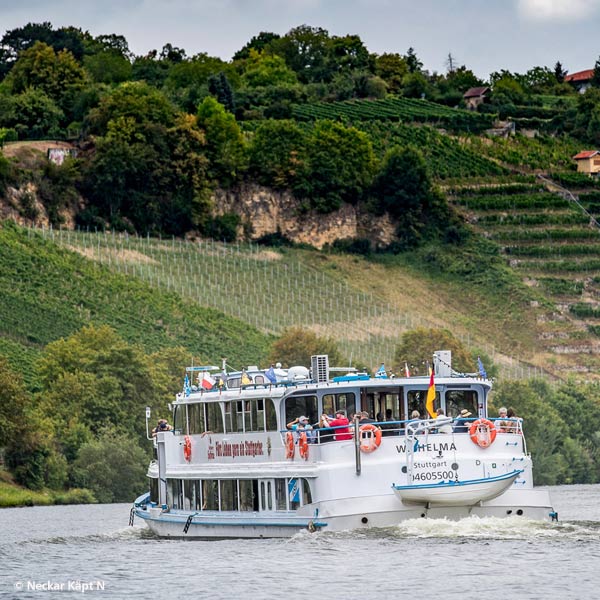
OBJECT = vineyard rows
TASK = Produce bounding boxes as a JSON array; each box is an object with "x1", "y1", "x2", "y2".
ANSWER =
[
  {"x1": 33, "y1": 227, "x2": 547, "y2": 380},
  {"x1": 292, "y1": 96, "x2": 493, "y2": 131}
]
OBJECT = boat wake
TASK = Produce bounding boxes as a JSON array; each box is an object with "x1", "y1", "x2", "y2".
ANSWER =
[{"x1": 313, "y1": 516, "x2": 600, "y2": 542}]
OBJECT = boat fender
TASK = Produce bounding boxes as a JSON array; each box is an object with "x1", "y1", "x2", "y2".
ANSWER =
[
  {"x1": 469, "y1": 419, "x2": 497, "y2": 448},
  {"x1": 285, "y1": 431, "x2": 295, "y2": 459},
  {"x1": 299, "y1": 432, "x2": 309, "y2": 460},
  {"x1": 183, "y1": 435, "x2": 192, "y2": 462},
  {"x1": 359, "y1": 424, "x2": 382, "y2": 453}
]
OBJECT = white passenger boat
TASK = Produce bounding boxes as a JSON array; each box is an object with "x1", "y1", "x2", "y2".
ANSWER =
[{"x1": 132, "y1": 351, "x2": 556, "y2": 538}]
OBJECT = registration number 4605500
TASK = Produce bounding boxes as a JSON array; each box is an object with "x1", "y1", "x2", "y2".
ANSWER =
[{"x1": 412, "y1": 470, "x2": 456, "y2": 482}]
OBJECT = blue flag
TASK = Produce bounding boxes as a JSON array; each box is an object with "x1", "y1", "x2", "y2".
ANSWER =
[
  {"x1": 477, "y1": 357, "x2": 487, "y2": 379},
  {"x1": 183, "y1": 374, "x2": 191, "y2": 397},
  {"x1": 288, "y1": 478, "x2": 300, "y2": 503},
  {"x1": 265, "y1": 366, "x2": 277, "y2": 383},
  {"x1": 375, "y1": 364, "x2": 388, "y2": 379}
]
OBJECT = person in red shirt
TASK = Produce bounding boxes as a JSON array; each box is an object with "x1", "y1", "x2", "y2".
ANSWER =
[{"x1": 321, "y1": 410, "x2": 352, "y2": 441}]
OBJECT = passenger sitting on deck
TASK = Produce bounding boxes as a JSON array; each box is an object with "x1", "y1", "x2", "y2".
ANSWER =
[
  {"x1": 152, "y1": 419, "x2": 172, "y2": 437},
  {"x1": 505, "y1": 407, "x2": 522, "y2": 433},
  {"x1": 358, "y1": 411, "x2": 376, "y2": 424},
  {"x1": 453, "y1": 409, "x2": 472, "y2": 433},
  {"x1": 435, "y1": 408, "x2": 452, "y2": 434},
  {"x1": 321, "y1": 410, "x2": 352, "y2": 441},
  {"x1": 496, "y1": 407, "x2": 509, "y2": 432},
  {"x1": 380, "y1": 408, "x2": 397, "y2": 437}
]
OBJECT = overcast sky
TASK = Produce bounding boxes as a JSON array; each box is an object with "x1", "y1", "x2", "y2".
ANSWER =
[{"x1": 1, "y1": 0, "x2": 599, "y2": 78}]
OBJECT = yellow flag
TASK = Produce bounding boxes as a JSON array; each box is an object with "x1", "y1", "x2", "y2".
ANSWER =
[
  {"x1": 426, "y1": 370, "x2": 436, "y2": 418},
  {"x1": 241, "y1": 371, "x2": 251, "y2": 385}
]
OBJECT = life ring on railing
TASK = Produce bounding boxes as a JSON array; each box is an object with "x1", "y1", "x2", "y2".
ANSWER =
[
  {"x1": 183, "y1": 435, "x2": 192, "y2": 461},
  {"x1": 359, "y1": 424, "x2": 382, "y2": 453},
  {"x1": 285, "y1": 431, "x2": 295, "y2": 459},
  {"x1": 298, "y1": 432, "x2": 309, "y2": 460},
  {"x1": 469, "y1": 419, "x2": 497, "y2": 448}
]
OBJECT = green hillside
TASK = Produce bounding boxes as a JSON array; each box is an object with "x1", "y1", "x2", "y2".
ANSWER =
[
  {"x1": 0, "y1": 222, "x2": 270, "y2": 385},
  {"x1": 30, "y1": 224, "x2": 552, "y2": 380}
]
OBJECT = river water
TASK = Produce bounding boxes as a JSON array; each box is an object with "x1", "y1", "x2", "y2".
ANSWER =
[{"x1": 1, "y1": 485, "x2": 599, "y2": 599}]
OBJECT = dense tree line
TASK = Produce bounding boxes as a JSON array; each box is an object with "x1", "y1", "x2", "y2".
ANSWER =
[{"x1": 1, "y1": 21, "x2": 598, "y2": 244}]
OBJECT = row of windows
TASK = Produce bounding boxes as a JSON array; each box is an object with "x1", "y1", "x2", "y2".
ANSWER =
[
  {"x1": 171, "y1": 389, "x2": 480, "y2": 435},
  {"x1": 173, "y1": 399, "x2": 278, "y2": 435},
  {"x1": 159, "y1": 478, "x2": 312, "y2": 512}
]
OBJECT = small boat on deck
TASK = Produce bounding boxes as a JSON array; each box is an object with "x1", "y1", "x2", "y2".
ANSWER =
[{"x1": 392, "y1": 469, "x2": 523, "y2": 507}]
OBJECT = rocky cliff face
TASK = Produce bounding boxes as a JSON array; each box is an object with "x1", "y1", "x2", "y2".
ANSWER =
[{"x1": 214, "y1": 183, "x2": 396, "y2": 249}]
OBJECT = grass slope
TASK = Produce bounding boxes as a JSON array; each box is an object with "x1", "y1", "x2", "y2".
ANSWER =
[
  {"x1": 0, "y1": 222, "x2": 271, "y2": 386},
  {"x1": 34, "y1": 226, "x2": 549, "y2": 379}
]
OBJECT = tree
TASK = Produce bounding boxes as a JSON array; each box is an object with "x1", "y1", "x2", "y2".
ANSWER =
[
  {"x1": 196, "y1": 96, "x2": 246, "y2": 183},
  {"x1": 208, "y1": 71, "x2": 235, "y2": 112},
  {"x1": 71, "y1": 429, "x2": 148, "y2": 502},
  {"x1": 241, "y1": 49, "x2": 298, "y2": 88},
  {"x1": 271, "y1": 25, "x2": 332, "y2": 83},
  {"x1": 268, "y1": 327, "x2": 345, "y2": 367},
  {"x1": 248, "y1": 119, "x2": 308, "y2": 188},
  {"x1": 5, "y1": 41, "x2": 86, "y2": 117},
  {"x1": 554, "y1": 61, "x2": 567, "y2": 84},
  {"x1": 375, "y1": 53, "x2": 409, "y2": 94},
  {"x1": 84, "y1": 50, "x2": 132, "y2": 84},
  {"x1": 405, "y1": 47, "x2": 423, "y2": 73},
  {"x1": 295, "y1": 120, "x2": 376, "y2": 212},
  {"x1": 233, "y1": 31, "x2": 281, "y2": 61},
  {"x1": 393, "y1": 328, "x2": 476, "y2": 376},
  {"x1": 593, "y1": 56, "x2": 600, "y2": 88},
  {"x1": 372, "y1": 146, "x2": 454, "y2": 247},
  {"x1": 10, "y1": 88, "x2": 64, "y2": 139}
]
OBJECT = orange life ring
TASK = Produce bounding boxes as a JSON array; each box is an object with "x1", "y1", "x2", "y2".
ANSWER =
[
  {"x1": 359, "y1": 424, "x2": 382, "y2": 453},
  {"x1": 469, "y1": 419, "x2": 497, "y2": 448},
  {"x1": 298, "y1": 432, "x2": 309, "y2": 460},
  {"x1": 183, "y1": 435, "x2": 192, "y2": 461},
  {"x1": 285, "y1": 431, "x2": 295, "y2": 459}
]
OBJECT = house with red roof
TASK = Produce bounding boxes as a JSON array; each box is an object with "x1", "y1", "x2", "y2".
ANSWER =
[
  {"x1": 565, "y1": 69, "x2": 594, "y2": 93},
  {"x1": 463, "y1": 86, "x2": 490, "y2": 110},
  {"x1": 573, "y1": 151, "x2": 600, "y2": 176}
]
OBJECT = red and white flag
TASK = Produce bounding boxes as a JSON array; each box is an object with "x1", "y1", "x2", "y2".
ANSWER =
[
  {"x1": 404, "y1": 362, "x2": 410, "y2": 377},
  {"x1": 201, "y1": 372, "x2": 215, "y2": 390}
]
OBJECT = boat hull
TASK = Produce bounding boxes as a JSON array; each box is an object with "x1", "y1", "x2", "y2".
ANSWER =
[{"x1": 134, "y1": 486, "x2": 554, "y2": 538}]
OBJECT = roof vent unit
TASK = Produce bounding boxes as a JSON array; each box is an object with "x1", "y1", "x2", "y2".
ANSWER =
[
  {"x1": 433, "y1": 351, "x2": 452, "y2": 377},
  {"x1": 311, "y1": 355, "x2": 329, "y2": 383}
]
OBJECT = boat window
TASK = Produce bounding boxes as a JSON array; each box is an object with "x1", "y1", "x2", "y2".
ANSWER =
[
  {"x1": 193, "y1": 481, "x2": 202, "y2": 510},
  {"x1": 168, "y1": 479, "x2": 183, "y2": 509},
  {"x1": 149, "y1": 477, "x2": 158, "y2": 504},
  {"x1": 302, "y1": 479, "x2": 312, "y2": 506},
  {"x1": 275, "y1": 478, "x2": 287, "y2": 510},
  {"x1": 220, "y1": 480, "x2": 239, "y2": 511},
  {"x1": 265, "y1": 398, "x2": 278, "y2": 431},
  {"x1": 267, "y1": 481, "x2": 273, "y2": 510},
  {"x1": 206, "y1": 402, "x2": 224, "y2": 433},
  {"x1": 285, "y1": 394, "x2": 318, "y2": 425},
  {"x1": 183, "y1": 480, "x2": 196, "y2": 510},
  {"x1": 173, "y1": 405, "x2": 186, "y2": 435},
  {"x1": 260, "y1": 481, "x2": 266, "y2": 511},
  {"x1": 188, "y1": 403, "x2": 205, "y2": 434},
  {"x1": 445, "y1": 390, "x2": 478, "y2": 418},
  {"x1": 230, "y1": 401, "x2": 242, "y2": 432},
  {"x1": 408, "y1": 389, "x2": 439, "y2": 418},
  {"x1": 322, "y1": 393, "x2": 356, "y2": 417},
  {"x1": 224, "y1": 401, "x2": 243, "y2": 433},
  {"x1": 254, "y1": 375, "x2": 265, "y2": 385},
  {"x1": 239, "y1": 480, "x2": 259, "y2": 511},
  {"x1": 228, "y1": 377, "x2": 241, "y2": 389},
  {"x1": 202, "y1": 480, "x2": 219, "y2": 510}
]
